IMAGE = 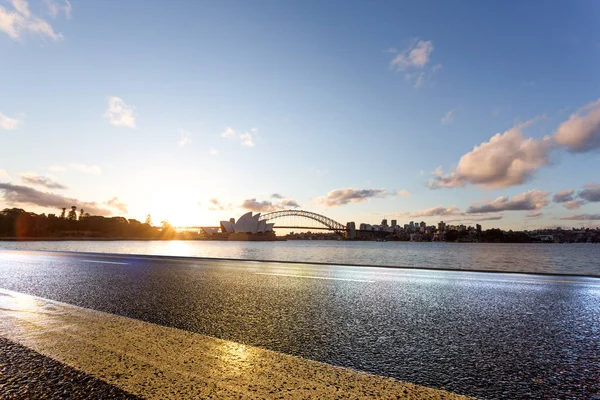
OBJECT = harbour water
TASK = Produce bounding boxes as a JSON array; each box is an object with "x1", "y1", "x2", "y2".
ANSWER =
[{"x1": 1, "y1": 240, "x2": 599, "y2": 277}]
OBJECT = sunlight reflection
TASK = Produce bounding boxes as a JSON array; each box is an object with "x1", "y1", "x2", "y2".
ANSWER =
[{"x1": 161, "y1": 240, "x2": 192, "y2": 257}]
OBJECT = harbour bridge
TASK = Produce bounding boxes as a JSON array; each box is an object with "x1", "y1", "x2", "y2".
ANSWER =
[{"x1": 177, "y1": 210, "x2": 351, "y2": 234}]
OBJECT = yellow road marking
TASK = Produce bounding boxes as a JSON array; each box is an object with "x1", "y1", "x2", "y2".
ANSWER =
[{"x1": 0, "y1": 288, "x2": 472, "y2": 399}]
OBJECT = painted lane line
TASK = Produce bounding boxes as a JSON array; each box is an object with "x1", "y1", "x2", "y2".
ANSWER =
[
  {"x1": 255, "y1": 272, "x2": 375, "y2": 283},
  {"x1": 0, "y1": 289, "x2": 472, "y2": 400},
  {"x1": 80, "y1": 259, "x2": 130, "y2": 265}
]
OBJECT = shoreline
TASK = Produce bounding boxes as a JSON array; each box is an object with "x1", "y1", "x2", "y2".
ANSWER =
[{"x1": 0, "y1": 237, "x2": 596, "y2": 244}]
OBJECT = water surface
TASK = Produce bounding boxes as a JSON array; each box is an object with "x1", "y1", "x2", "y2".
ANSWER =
[{"x1": 2, "y1": 241, "x2": 599, "y2": 276}]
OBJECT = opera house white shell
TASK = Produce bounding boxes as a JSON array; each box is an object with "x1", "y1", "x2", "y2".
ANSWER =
[{"x1": 220, "y1": 212, "x2": 274, "y2": 234}]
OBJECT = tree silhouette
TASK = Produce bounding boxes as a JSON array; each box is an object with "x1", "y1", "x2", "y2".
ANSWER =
[
  {"x1": 67, "y1": 206, "x2": 78, "y2": 221},
  {"x1": 60, "y1": 208, "x2": 66, "y2": 219}
]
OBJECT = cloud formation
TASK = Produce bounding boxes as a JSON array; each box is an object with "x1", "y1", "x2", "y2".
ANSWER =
[
  {"x1": 209, "y1": 147, "x2": 218, "y2": 156},
  {"x1": 105, "y1": 197, "x2": 128, "y2": 214},
  {"x1": 430, "y1": 98, "x2": 600, "y2": 191},
  {"x1": 0, "y1": 0, "x2": 63, "y2": 40},
  {"x1": 0, "y1": 113, "x2": 21, "y2": 130},
  {"x1": 553, "y1": 98, "x2": 600, "y2": 153},
  {"x1": 0, "y1": 170, "x2": 10, "y2": 180},
  {"x1": 526, "y1": 210, "x2": 542, "y2": 218},
  {"x1": 445, "y1": 215, "x2": 503, "y2": 223},
  {"x1": 559, "y1": 214, "x2": 600, "y2": 221},
  {"x1": 177, "y1": 130, "x2": 192, "y2": 146},
  {"x1": 279, "y1": 199, "x2": 300, "y2": 208},
  {"x1": 271, "y1": 193, "x2": 284, "y2": 199},
  {"x1": 104, "y1": 97, "x2": 136, "y2": 128},
  {"x1": 553, "y1": 189, "x2": 575, "y2": 203},
  {"x1": 579, "y1": 183, "x2": 600, "y2": 202},
  {"x1": 221, "y1": 127, "x2": 256, "y2": 147},
  {"x1": 20, "y1": 173, "x2": 67, "y2": 190},
  {"x1": 410, "y1": 206, "x2": 461, "y2": 217},
  {"x1": 389, "y1": 39, "x2": 438, "y2": 87},
  {"x1": 563, "y1": 200, "x2": 583, "y2": 210},
  {"x1": 441, "y1": 109, "x2": 454, "y2": 125},
  {"x1": 467, "y1": 190, "x2": 550, "y2": 214},
  {"x1": 43, "y1": 0, "x2": 71, "y2": 18},
  {"x1": 429, "y1": 120, "x2": 551, "y2": 189},
  {"x1": 69, "y1": 163, "x2": 102, "y2": 175},
  {"x1": 390, "y1": 39, "x2": 434, "y2": 70},
  {"x1": 316, "y1": 188, "x2": 389, "y2": 207},
  {"x1": 240, "y1": 197, "x2": 301, "y2": 212},
  {"x1": 208, "y1": 198, "x2": 228, "y2": 211},
  {"x1": 0, "y1": 183, "x2": 126, "y2": 216}
]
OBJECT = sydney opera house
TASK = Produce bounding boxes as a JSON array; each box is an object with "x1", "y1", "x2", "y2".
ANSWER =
[{"x1": 202, "y1": 212, "x2": 276, "y2": 240}]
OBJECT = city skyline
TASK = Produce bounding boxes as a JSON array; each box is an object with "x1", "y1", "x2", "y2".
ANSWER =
[{"x1": 2, "y1": 0, "x2": 600, "y2": 229}]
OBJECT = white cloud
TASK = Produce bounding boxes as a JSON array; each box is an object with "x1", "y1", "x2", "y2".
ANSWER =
[
  {"x1": 429, "y1": 119, "x2": 551, "y2": 189},
  {"x1": 467, "y1": 190, "x2": 550, "y2": 214},
  {"x1": 390, "y1": 39, "x2": 439, "y2": 88},
  {"x1": 0, "y1": 113, "x2": 21, "y2": 130},
  {"x1": 239, "y1": 132, "x2": 254, "y2": 147},
  {"x1": 396, "y1": 189, "x2": 411, "y2": 197},
  {"x1": 177, "y1": 130, "x2": 192, "y2": 146},
  {"x1": 104, "y1": 97, "x2": 136, "y2": 128},
  {"x1": 563, "y1": 200, "x2": 583, "y2": 210},
  {"x1": 0, "y1": 169, "x2": 10, "y2": 180},
  {"x1": 46, "y1": 164, "x2": 101, "y2": 174},
  {"x1": 221, "y1": 127, "x2": 257, "y2": 147},
  {"x1": 0, "y1": 0, "x2": 63, "y2": 40},
  {"x1": 553, "y1": 98, "x2": 600, "y2": 153},
  {"x1": 410, "y1": 206, "x2": 461, "y2": 217},
  {"x1": 316, "y1": 188, "x2": 389, "y2": 207},
  {"x1": 221, "y1": 127, "x2": 236, "y2": 138},
  {"x1": 390, "y1": 40, "x2": 434, "y2": 70},
  {"x1": 43, "y1": 0, "x2": 71, "y2": 19},
  {"x1": 69, "y1": 163, "x2": 101, "y2": 175},
  {"x1": 441, "y1": 109, "x2": 454, "y2": 125},
  {"x1": 209, "y1": 147, "x2": 218, "y2": 155}
]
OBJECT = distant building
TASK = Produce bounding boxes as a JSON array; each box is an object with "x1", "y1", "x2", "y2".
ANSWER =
[
  {"x1": 381, "y1": 219, "x2": 388, "y2": 227},
  {"x1": 219, "y1": 212, "x2": 274, "y2": 234},
  {"x1": 391, "y1": 220, "x2": 397, "y2": 228},
  {"x1": 346, "y1": 221, "x2": 356, "y2": 239}
]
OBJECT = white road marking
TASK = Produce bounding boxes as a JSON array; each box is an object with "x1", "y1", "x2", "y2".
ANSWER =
[
  {"x1": 80, "y1": 259, "x2": 129, "y2": 265},
  {"x1": 255, "y1": 272, "x2": 375, "y2": 283},
  {"x1": 0, "y1": 288, "x2": 471, "y2": 399}
]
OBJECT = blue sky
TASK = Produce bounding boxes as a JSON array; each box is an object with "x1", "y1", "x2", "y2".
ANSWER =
[{"x1": 1, "y1": 0, "x2": 600, "y2": 228}]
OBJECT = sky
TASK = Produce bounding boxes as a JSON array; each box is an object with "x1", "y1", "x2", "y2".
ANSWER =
[{"x1": 1, "y1": 0, "x2": 600, "y2": 229}]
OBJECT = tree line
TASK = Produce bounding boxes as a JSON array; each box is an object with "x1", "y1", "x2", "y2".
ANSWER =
[{"x1": 0, "y1": 207, "x2": 180, "y2": 239}]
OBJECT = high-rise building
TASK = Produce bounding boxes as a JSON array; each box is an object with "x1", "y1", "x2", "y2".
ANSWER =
[
  {"x1": 476, "y1": 224, "x2": 482, "y2": 233},
  {"x1": 438, "y1": 221, "x2": 446, "y2": 232},
  {"x1": 381, "y1": 219, "x2": 388, "y2": 227},
  {"x1": 346, "y1": 221, "x2": 356, "y2": 239},
  {"x1": 391, "y1": 220, "x2": 397, "y2": 228}
]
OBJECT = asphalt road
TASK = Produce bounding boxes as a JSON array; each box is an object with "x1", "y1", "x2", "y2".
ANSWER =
[{"x1": 0, "y1": 250, "x2": 599, "y2": 399}]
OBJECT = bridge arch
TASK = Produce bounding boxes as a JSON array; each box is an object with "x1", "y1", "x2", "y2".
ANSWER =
[{"x1": 259, "y1": 210, "x2": 346, "y2": 232}]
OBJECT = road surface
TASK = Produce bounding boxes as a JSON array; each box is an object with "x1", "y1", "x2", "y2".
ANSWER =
[{"x1": 0, "y1": 250, "x2": 599, "y2": 399}]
